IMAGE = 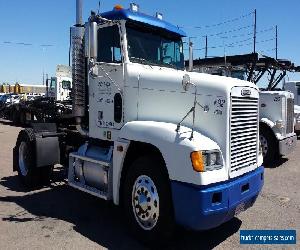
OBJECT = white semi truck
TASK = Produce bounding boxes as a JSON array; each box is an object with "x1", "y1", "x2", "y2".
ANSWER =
[
  {"x1": 13, "y1": 1, "x2": 264, "y2": 242},
  {"x1": 48, "y1": 65, "x2": 72, "y2": 101},
  {"x1": 283, "y1": 81, "x2": 300, "y2": 135},
  {"x1": 258, "y1": 90, "x2": 295, "y2": 162}
]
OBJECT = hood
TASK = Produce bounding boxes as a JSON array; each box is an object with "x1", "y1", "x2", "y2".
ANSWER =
[
  {"x1": 260, "y1": 90, "x2": 294, "y2": 99},
  {"x1": 188, "y1": 71, "x2": 259, "y2": 96}
]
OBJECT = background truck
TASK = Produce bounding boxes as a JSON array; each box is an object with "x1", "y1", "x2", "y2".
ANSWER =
[
  {"x1": 191, "y1": 53, "x2": 297, "y2": 165},
  {"x1": 283, "y1": 81, "x2": 300, "y2": 135},
  {"x1": 2, "y1": 65, "x2": 73, "y2": 126},
  {"x1": 13, "y1": 1, "x2": 264, "y2": 242},
  {"x1": 47, "y1": 65, "x2": 72, "y2": 101}
]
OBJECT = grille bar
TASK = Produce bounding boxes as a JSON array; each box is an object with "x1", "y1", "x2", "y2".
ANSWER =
[{"x1": 230, "y1": 96, "x2": 258, "y2": 173}]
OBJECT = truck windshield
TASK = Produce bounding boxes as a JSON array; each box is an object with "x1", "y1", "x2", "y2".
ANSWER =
[
  {"x1": 50, "y1": 78, "x2": 56, "y2": 90},
  {"x1": 126, "y1": 24, "x2": 184, "y2": 69},
  {"x1": 62, "y1": 80, "x2": 71, "y2": 90}
]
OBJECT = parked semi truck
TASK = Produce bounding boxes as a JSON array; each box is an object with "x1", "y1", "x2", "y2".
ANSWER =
[
  {"x1": 4, "y1": 65, "x2": 72, "y2": 126},
  {"x1": 190, "y1": 54, "x2": 297, "y2": 165},
  {"x1": 283, "y1": 81, "x2": 300, "y2": 135},
  {"x1": 13, "y1": 1, "x2": 264, "y2": 242},
  {"x1": 258, "y1": 90, "x2": 295, "y2": 162},
  {"x1": 48, "y1": 65, "x2": 72, "y2": 101}
]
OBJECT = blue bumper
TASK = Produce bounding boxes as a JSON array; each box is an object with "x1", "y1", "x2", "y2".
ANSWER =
[{"x1": 171, "y1": 167, "x2": 264, "y2": 230}]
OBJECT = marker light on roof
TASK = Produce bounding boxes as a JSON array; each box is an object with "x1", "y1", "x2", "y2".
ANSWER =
[
  {"x1": 114, "y1": 4, "x2": 123, "y2": 10},
  {"x1": 130, "y1": 3, "x2": 139, "y2": 12},
  {"x1": 156, "y1": 12, "x2": 163, "y2": 20}
]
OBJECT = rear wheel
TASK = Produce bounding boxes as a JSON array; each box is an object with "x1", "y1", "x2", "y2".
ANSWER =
[
  {"x1": 16, "y1": 128, "x2": 52, "y2": 187},
  {"x1": 123, "y1": 155, "x2": 175, "y2": 244}
]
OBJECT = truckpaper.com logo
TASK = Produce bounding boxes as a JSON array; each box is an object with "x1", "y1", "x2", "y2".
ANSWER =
[{"x1": 240, "y1": 230, "x2": 296, "y2": 244}]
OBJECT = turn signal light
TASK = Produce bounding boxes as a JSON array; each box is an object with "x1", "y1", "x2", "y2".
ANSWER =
[
  {"x1": 190, "y1": 151, "x2": 204, "y2": 172},
  {"x1": 114, "y1": 4, "x2": 123, "y2": 10}
]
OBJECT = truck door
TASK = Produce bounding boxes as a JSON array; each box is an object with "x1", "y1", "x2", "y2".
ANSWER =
[{"x1": 89, "y1": 24, "x2": 124, "y2": 139}]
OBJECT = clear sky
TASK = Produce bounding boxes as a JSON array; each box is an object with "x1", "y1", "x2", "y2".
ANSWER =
[{"x1": 0, "y1": 0, "x2": 299, "y2": 84}]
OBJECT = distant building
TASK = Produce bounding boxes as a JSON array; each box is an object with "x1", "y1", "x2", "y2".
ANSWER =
[{"x1": 0, "y1": 83, "x2": 46, "y2": 94}]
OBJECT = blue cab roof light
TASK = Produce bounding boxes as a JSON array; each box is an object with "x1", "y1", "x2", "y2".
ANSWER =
[{"x1": 101, "y1": 7, "x2": 186, "y2": 37}]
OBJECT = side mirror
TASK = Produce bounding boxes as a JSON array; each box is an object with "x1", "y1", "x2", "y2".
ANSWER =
[{"x1": 182, "y1": 74, "x2": 192, "y2": 91}]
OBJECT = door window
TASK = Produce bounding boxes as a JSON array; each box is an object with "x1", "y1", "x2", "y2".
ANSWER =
[{"x1": 97, "y1": 25, "x2": 122, "y2": 63}]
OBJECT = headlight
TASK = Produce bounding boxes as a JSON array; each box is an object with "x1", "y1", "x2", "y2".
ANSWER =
[
  {"x1": 191, "y1": 150, "x2": 223, "y2": 172},
  {"x1": 275, "y1": 120, "x2": 284, "y2": 129}
]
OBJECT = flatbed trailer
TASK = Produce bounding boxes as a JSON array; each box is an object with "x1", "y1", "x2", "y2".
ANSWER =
[{"x1": 3, "y1": 97, "x2": 73, "y2": 126}]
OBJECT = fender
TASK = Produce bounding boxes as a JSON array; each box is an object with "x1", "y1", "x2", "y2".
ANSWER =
[
  {"x1": 260, "y1": 118, "x2": 282, "y2": 140},
  {"x1": 260, "y1": 117, "x2": 275, "y2": 128},
  {"x1": 112, "y1": 121, "x2": 228, "y2": 205}
]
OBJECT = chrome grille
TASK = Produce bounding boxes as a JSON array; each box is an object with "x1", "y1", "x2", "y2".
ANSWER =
[
  {"x1": 230, "y1": 96, "x2": 258, "y2": 172},
  {"x1": 286, "y1": 98, "x2": 294, "y2": 134}
]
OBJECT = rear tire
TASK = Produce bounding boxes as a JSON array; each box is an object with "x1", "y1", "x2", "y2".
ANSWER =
[
  {"x1": 123, "y1": 155, "x2": 175, "y2": 245},
  {"x1": 259, "y1": 126, "x2": 277, "y2": 165},
  {"x1": 15, "y1": 128, "x2": 52, "y2": 187}
]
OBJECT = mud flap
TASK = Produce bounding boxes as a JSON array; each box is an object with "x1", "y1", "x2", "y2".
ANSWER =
[{"x1": 35, "y1": 136, "x2": 60, "y2": 167}]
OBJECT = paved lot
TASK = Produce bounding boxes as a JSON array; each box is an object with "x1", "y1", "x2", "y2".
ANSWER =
[{"x1": 0, "y1": 120, "x2": 299, "y2": 249}]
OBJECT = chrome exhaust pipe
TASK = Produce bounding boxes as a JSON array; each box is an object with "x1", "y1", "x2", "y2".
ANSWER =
[{"x1": 76, "y1": 0, "x2": 83, "y2": 26}]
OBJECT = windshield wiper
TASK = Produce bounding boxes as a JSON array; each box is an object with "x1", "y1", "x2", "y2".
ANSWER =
[
  {"x1": 130, "y1": 57, "x2": 153, "y2": 68},
  {"x1": 130, "y1": 56, "x2": 182, "y2": 70}
]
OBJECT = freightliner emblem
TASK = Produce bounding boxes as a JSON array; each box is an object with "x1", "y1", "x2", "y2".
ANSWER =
[{"x1": 241, "y1": 88, "x2": 251, "y2": 96}]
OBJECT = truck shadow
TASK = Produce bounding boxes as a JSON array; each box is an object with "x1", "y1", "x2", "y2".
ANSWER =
[
  {"x1": 0, "y1": 175, "x2": 241, "y2": 250},
  {"x1": 263, "y1": 158, "x2": 288, "y2": 169}
]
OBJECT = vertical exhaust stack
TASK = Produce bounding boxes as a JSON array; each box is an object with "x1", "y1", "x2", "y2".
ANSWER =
[
  {"x1": 72, "y1": 0, "x2": 86, "y2": 131},
  {"x1": 188, "y1": 40, "x2": 193, "y2": 72},
  {"x1": 76, "y1": 0, "x2": 83, "y2": 26}
]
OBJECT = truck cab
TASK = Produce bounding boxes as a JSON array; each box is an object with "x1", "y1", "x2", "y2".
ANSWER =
[
  {"x1": 48, "y1": 65, "x2": 72, "y2": 101},
  {"x1": 13, "y1": 2, "x2": 264, "y2": 242}
]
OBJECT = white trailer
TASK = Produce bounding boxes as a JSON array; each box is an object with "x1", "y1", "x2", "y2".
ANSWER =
[{"x1": 13, "y1": 1, "x2": 263, "y2": 243}]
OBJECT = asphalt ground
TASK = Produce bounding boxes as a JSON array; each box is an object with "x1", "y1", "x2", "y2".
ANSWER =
[{"x1": 0, "y1": 119, "x2": 299, "y2": 250}]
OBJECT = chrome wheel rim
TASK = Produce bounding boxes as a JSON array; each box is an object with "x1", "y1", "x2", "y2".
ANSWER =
[
  {"x1": 132, "y1": 175, "x2": 159, "y2": 230},
  {"x1": 19, "y1": 141, "x2": 29, "y2": 176},
  {"x1": 260, "y1": 135, "x2": 268, "y2": 157}
]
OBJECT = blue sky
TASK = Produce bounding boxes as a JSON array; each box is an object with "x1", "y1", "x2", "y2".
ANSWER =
[{"x1": 0, "y1": 0, "x2": 299, "y2": 84}]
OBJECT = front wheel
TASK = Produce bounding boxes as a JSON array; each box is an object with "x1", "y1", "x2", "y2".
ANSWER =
[
  {"x1": 259, "y1": 127, "x2": 277, "y2": 165},
  {"x1": 123, "y1": 155, "x2": 175, "y2": 244}
]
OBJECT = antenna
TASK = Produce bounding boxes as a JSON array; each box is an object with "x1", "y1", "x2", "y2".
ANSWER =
[
  {"x1": 97, "y1": 1, "x2": 101, "y2": 15},
  {"x1": 275, "y1": 25, "x2": 278, "y2": 60},
  {"x1": 253, "y1": 9, "x2": 257, "y2": 53},
  {"x1": 205, "y1": 35, "x2": 208, "y2": 58}
]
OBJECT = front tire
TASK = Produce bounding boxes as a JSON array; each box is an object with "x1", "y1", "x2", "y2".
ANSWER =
[
  {"x1": 123, "y1": 155, "x2": 175, "y2": 244},
  {"x1": 259, "y1": 126, "x2": 277, "y2": 165}
]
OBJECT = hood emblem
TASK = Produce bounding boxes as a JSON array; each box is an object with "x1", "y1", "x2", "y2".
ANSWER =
[{"x1": 241, "y1": 88, "x2": 251, "y2": 96}]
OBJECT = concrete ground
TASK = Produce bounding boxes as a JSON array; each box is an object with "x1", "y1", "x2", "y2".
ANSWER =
[{"x1": 0, "y1": 120, "x2": 299, "y2": 250}]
